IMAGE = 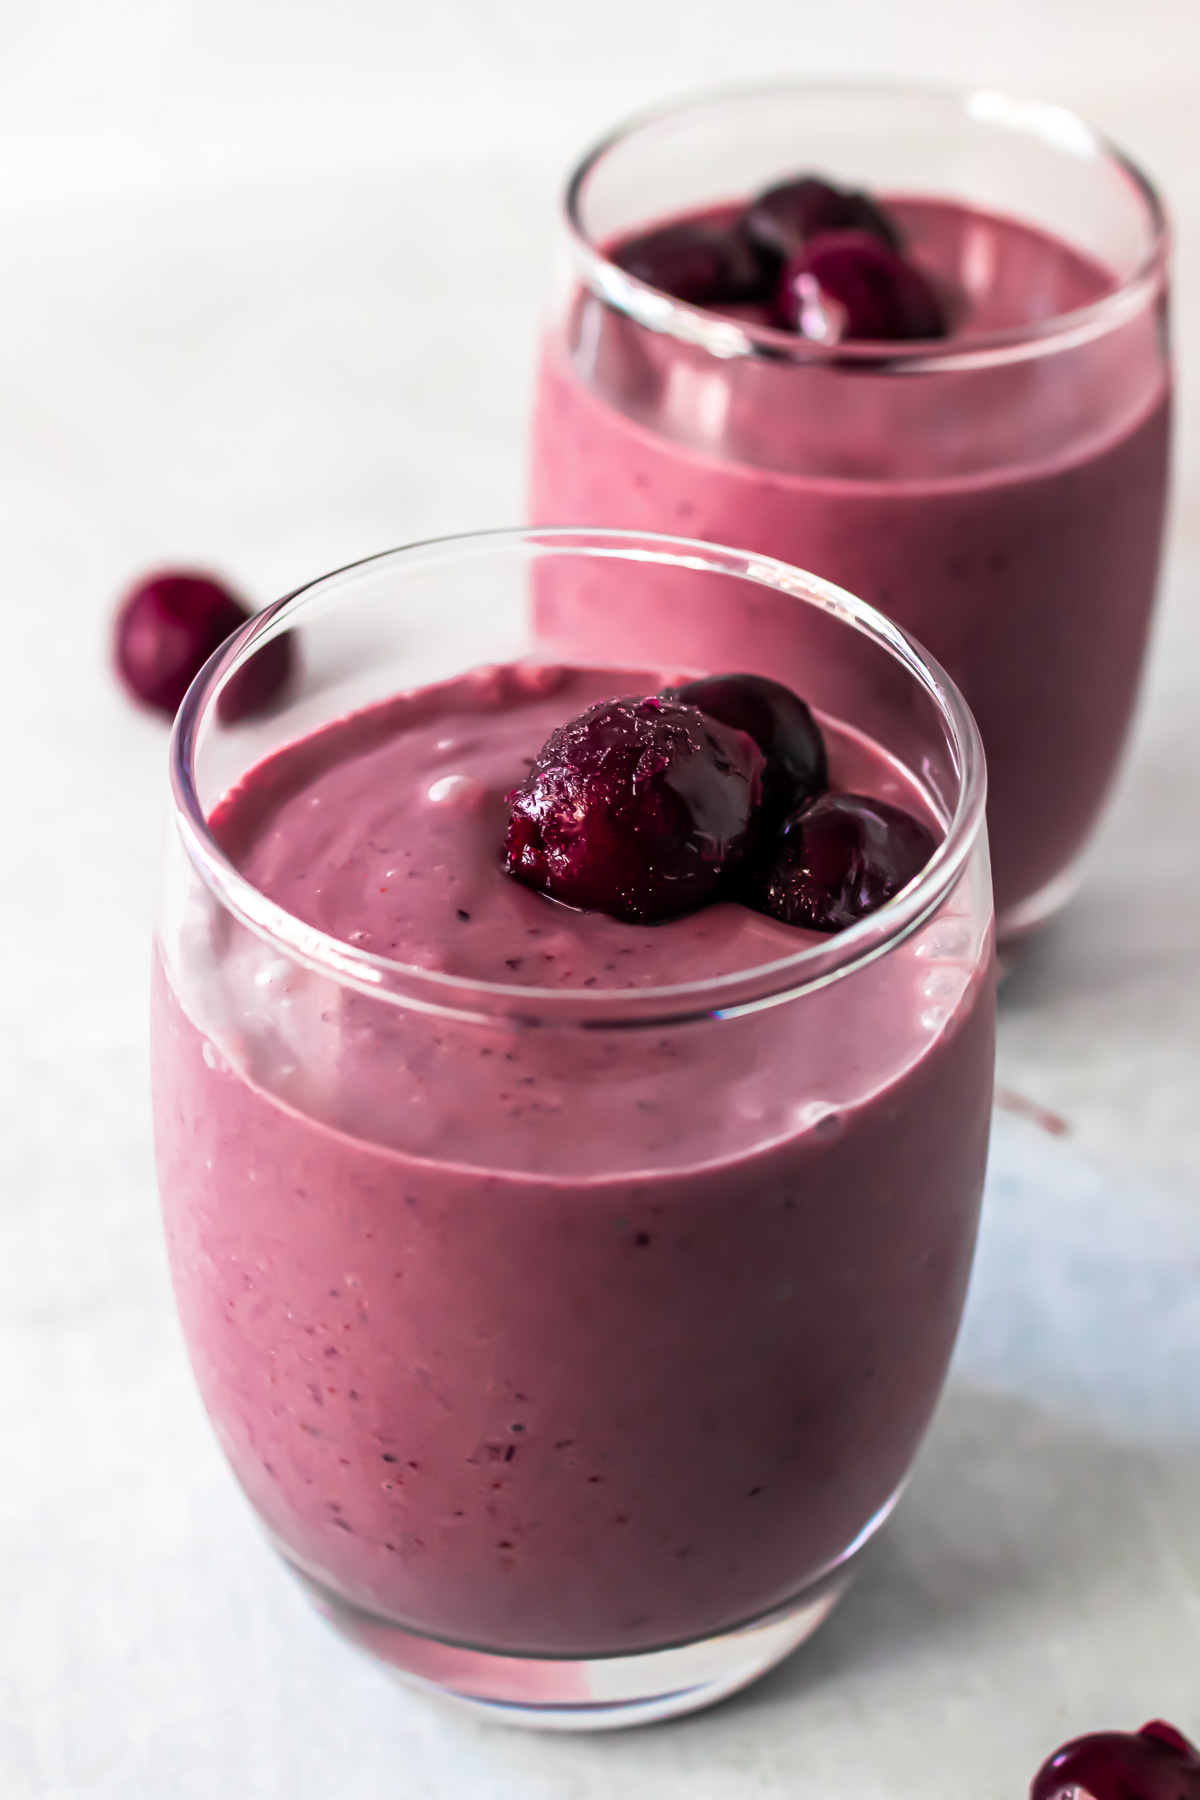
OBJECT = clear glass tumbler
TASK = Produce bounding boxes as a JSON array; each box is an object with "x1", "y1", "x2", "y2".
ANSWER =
[
  {"x1": 529, "y1": 82, "x2": 1172, "y2": 944},
  {"x1": 152, "y1": 527, "x2": 994, "y2": 1729}
]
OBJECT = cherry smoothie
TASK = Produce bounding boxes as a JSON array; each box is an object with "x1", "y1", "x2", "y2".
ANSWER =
[
  {"x1": 150, "y1": 529, "x2": 993, "y2": 1723},
  {"x1": 530, "y1": 89, "x2": 1172, "y2": 935},
  {"x1": 154, "y1": 660, "x2": 992, "y2": 1659}
]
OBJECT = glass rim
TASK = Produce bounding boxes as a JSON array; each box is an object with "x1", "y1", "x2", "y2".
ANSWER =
[
  {"x1": 563, "y1": 76, "x2": 1171, "y2": 374},
  {"x1": 168, "y1": 526, "x2": 988, "y2": 1028}
]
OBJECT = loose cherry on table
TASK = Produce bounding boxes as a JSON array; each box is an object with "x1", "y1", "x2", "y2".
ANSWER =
[
  {"x1": 667, "y1": 672, "x2": 828, "y2": 828},
  {"x1": 1031, "y1": 1720, "x2": 1200, "y2": 1800},
  {"x1": 774, "y1": 230, "x2": 949, "y2": 343},
  {"x1": 112, "y1": 569, "x2": 293, "y2": 722},
  {"x1": 745, "y1": 791, "x2": 937, "y2": 933},
  {"x1": 504, "y1": 694, "x2": 764, "y2": 923}
]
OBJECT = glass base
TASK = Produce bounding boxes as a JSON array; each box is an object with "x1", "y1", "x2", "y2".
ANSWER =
[{"x1": 288, "y1": 1556, "x2": 859, "y2": 1731}]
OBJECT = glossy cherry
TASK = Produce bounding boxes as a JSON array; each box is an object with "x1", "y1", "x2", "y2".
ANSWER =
[
  {"x1": 1031, "y1": 1721, "x2": 1200, "y2": 1800},
  {"x1": 504, "y1": 695, "x2": 764, "y2": 923},
  {"x1": 113, "y1": 569, "x2": 292, "y2": 721},
  {"x1": 745, "y1": 791, "x2": 936, "y2": 932},
  {"x1": 742, "y1": 175, "x2": 902, "y2": 266},
  {"x1": 612, "y1": 219, "x2": 764, "y2": 306},
  {"x1": 774, "y1": 229, "x2": 948, "y2": 343},
  {"x1": 667, "y1": 673, "x2": 827, "y2": 828}
]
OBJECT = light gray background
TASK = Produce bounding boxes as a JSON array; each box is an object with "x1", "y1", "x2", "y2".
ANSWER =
[{"x1": 3, "y1": 3, "x2": 1200, "y2": 1795}]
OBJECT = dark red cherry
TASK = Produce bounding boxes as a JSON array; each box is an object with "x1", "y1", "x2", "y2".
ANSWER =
[
  {"x1": 1031, "y1": 1720, "x2": 1200, "y2": 1800},
  {"x1": 114, "y1": 570, "x2": 248, "y2": 717},
  {"x1": 742, "y1": 175, "x2": 902, "y2": 266},
  {"x1": 667, "y1": 673, "x2": 827, "y2": 828},
  {"x1": 746, "y1": 791, "x2": 936, "y2": 932},
  {"x1": 504, "y1": 695, "x2": 764, "y2": 923},
  {"x1": 774, "y1": 230, "x2": 948, "y2": 343},
  {"x1": 612, "y1": 220, "x2": 764, "y2": 306},
  {"x1": 113, "y1": 569, "x2": 292, "y2": 721}
]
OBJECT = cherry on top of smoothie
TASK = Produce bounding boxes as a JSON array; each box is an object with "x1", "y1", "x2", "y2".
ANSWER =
[
  {"x1": 504, "y1": 692, "x2": 766, "y2": 924},
  {"x1": 614, "y1": 174, "x2": 947, "y2": 344},
  {"x1": 668, "y1": 670, "x2": 828, "y2": 828},
  {"x1": 744, "y1": 792, "x2": 937, "y2": 933},
  {"x1": 610, "y1": 174, "x2": 1114, "y2": 345},
  {"x1": 208, "y1": 662, "x2": 941, "y2": 992},
  {"x1": 742, "y1": 175, "x2": 902, "y2": 264},
  {"x1": 1031, "y1": 1719, "x2": 1200, "y2": 1800},
  {"x1": 505, "y1": 670, "x2": 935, "y2": 930}
]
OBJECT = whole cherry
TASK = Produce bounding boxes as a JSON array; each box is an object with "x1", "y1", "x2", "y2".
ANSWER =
[
  {"x1": 504, "y1": 694, "x2": 764, "y2": 923},
  {"x1": 742, "y1": 175, "x2": 902, "y2": 267},
  {"x1": 667, "y1": 672, "x2": 827, "y2": 828},
  {"x1": 745, "y1": 791, "x2": 936, "y2": 932},
  {"x1": 774, "y1": 229, "x2": 948, "y2": 343},
  {"x1": 613, "y1": 219, "x2": 764, "y2": 307},
  {"x1": 1031, "y1": 1720, "x2": 1200, "y2": 1800},
  {"x1": 112, "y1": 569, "x2": 292, "y2": 721}
]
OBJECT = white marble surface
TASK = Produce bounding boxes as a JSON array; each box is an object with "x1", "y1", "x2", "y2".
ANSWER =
[{"x1": 4, "y1": 6, "x2": 1200, "y2": 1795}]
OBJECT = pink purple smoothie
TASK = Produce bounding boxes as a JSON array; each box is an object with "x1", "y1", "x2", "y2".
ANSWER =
[
  {"x1": 153, "y1": 662, "x2": 994, "y2": 1656},
  {"x1": 530, "y1": 196, "x2": 1171, "y2": 924}
]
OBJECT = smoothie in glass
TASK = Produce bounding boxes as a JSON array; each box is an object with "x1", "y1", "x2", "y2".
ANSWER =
[
  {"x1": 529, "y1": 86, "x2": 1172, "y2": 939},
  {"x1": 152, "y1": 529, "x2": 994, "y2": 1727}
]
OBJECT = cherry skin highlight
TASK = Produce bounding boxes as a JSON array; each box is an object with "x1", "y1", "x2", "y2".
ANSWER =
[
  {"x1": 774, "y1": 230, "x2": 949, "y2": 343},
  {"x1": 742, "y1": 175, "x2": 902, "y2": 267},
  {"x1": 504, "y1": 694, "x2": 765, "y2": 923},
  {"x1": 746, "y1": 791, "x2": 937, "y2": 932},
  {"x1": 613, "y1": 219, "x2": 764, "y2": 307},
  {"x1": 1031, "y1": 1720, "x2": 1200, "y2": 1800},
  {"x1": 668, "y1": 672, "x2": 828, "y2": 828}
]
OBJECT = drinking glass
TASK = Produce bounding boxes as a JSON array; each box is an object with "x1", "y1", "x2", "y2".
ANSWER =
[
  {"x1": 152, "y1": 527, "x2": 994, "y2": 1728},
  {"x1": 529, "y1": 83, "x2": 1172, "y2": 942}
]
